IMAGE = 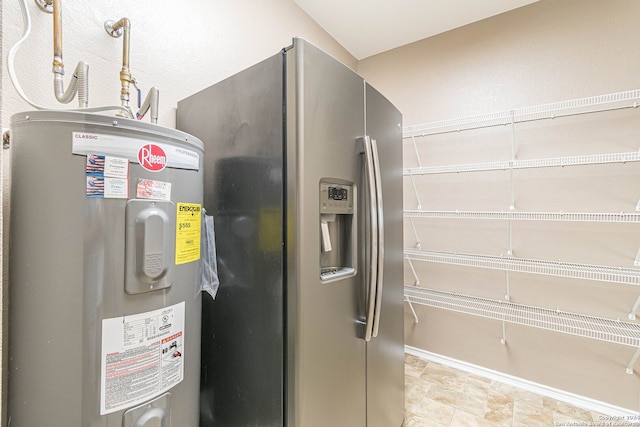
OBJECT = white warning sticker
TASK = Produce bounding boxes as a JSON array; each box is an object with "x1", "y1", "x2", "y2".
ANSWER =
[{"x1": 100, "y1": 302, "x2": 185, "y2": 415}]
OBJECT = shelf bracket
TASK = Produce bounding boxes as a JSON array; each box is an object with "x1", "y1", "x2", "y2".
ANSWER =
[
  {"x1": 634, "y1": 247, "x2": 640, "y2": 267},
  {"x1": 407, "y1": 216, "x2": 422, "y2": 249},
  {"x1": 509, "y1": 110, "x2": 516, "y2": 211},
  {"x1": 408, "y1": 174, "x2": 422, "y2": 210},
  {"x1": 626, "y1": 347, "x2": 640, "y2": 374},
  {"x1": 504, "y1": 271, "x2": 511, "y2": 301},
  {"x1": 410, "y1": 135, "x2": 423, "y2": 168},
  {"x1": 406, "y1": 257, "x2": 420, "y2": 286},
  {"x1": 501, "y1": 321, "x2": 507, "y2": 345},
  {"x1": 629, "y1": 295, "x2": 640, "y2": 320},
  {"x1": 405, "y1": 296, "x2": 419, "y2": 324}
]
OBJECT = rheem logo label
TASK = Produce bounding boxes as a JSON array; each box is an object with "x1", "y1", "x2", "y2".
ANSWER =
[{"x1": 137, "y1": 144, "x2": 167, "y2": 172}]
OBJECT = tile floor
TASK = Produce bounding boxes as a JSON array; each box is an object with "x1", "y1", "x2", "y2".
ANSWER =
[{"x1": 403, "y1": 353, "x2": 605, "y2": 426}]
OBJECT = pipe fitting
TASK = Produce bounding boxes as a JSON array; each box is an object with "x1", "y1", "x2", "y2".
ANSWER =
[
  {"x1": 109, "y1": 17, "x2": 133, "y2": 108},
  {"x1": 35, "y1": 0, "x2": 53, "y2": 13},
  {"x1": 3, "y1": 130, "x2": 10, "y2": 149},
  {"x1": 49, "y1": 0, "x2": 87, "y2": 107},
  {"x1": 52, "y1": 0, "x2": 63, "y2": 74}
]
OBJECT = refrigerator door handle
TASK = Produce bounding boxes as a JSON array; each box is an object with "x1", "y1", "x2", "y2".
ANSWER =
[
  {"x1": 360, "y1": 135, "x2": 378, "y2": 342},
  {"x1": 370, "y1": 137, "x2": 385, "y2": 338}
]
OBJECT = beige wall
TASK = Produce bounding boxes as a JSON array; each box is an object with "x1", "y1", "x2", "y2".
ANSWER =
[
  {"x1": 359, "y1": 0, "x2": 640, "y2": 411},
  {"x1": 0, "y1": 0, "x2": 354, "y2": 422}
]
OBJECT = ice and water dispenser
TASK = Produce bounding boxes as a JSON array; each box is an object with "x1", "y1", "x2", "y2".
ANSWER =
[{"x1": 320, "y1": 180, "x2": 356, "y2": 281}]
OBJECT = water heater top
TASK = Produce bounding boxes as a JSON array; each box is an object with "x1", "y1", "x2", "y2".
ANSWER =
[{"x1": 10, "y1": 109, "x2": 203, "y2": 151}]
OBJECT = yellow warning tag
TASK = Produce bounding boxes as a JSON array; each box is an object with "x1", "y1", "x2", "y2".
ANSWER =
[{"x1": 176, "y1": 203, "x2": 201, "y2": 265}]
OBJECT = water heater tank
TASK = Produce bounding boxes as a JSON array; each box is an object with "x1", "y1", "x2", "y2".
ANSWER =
[{"x1": 8, "y1": 110, "x2": 203, "y2": 426}]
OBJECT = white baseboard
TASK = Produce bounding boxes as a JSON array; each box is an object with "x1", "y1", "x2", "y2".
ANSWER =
[{"x1": 405, "y1": 345, "x2": 640, "y2": 418}]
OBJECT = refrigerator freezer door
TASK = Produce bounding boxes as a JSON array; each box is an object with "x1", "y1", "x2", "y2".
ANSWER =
[
  {"x1": 365, "y1": 83, "x2": 405, "y2": 427},
  {"x1": 177, "y1": 53, "x2": 286, "y2": 427},
  {"x1": 286, "y1": 38, "x2": 367, "y2": 427}
]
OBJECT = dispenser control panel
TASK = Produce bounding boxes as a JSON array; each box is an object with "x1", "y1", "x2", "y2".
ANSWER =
[
  {"x1": 328, "y1": 186, "x2": 348, "y2": 201},
  {"x1": 321, "y1": 183, "x2": 353, "y2": 214}
]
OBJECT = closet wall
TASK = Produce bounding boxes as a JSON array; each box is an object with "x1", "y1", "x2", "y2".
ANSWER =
[{"x1": 358, "y1": 0, "x2": 640, "y2": 411}]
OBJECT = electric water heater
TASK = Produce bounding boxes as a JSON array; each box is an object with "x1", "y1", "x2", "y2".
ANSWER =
[{"x1": 8, "y1": 110, "x2": 203, "y2": 427}]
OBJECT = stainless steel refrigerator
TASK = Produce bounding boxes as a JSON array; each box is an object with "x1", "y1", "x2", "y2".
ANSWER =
[{"x1": 177, "y1": 38, "x2": 404, "y2": 427}]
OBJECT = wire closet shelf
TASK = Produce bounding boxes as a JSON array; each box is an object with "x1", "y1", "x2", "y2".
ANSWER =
[
  {"x1": 403, "y1": 151, "x2": 640, "y2": 176},
  {"x1": 403, "y1": 89, "x2": 640, "y2": 139},
  {"x1": 404, "y1": 286, "x2": 640, "y2": 348},
  {"x1": 402, "y1": 89, "x2": 640, "y2": 176},
  {"x1": 404, "y1": 210, "x2": 640, "y2": 223},
  {"x1": 404, "y1": 249, "x2": 640, "y2": 286},
  {"x1": 402, "y1": 88, "x2": 640, "y2": 374}
]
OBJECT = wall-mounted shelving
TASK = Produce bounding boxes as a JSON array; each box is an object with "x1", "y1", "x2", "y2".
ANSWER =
[
  {"x1": 403, "y1": 89, "x2": 640, "y2": 138},
  {"x1": 404, "y1": 286, "x2": 640, "y2": 374},
  {"x1": 404, "y1": 249, "x2": 640, "y2": 286},
  {"x1": 403, "y1": 151, "x2": 640, "y2": 176},
  {"x1": 402, "y1": 89, "x2": 640, "y2": 375},
  {"x1": 404, "y1": 210, "x2": 640, "y2": 223}
]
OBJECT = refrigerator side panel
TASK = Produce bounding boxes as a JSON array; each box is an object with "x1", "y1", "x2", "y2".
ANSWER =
[
  {"x1": 177, "y1": 53, "x2": 285, "y2": 427},
  {"x1": 364, "y1": 83, "x2": 405, "y2": 427},
  {"x1": 285, "y1": 38, "x2": 367, "y2": 427}
]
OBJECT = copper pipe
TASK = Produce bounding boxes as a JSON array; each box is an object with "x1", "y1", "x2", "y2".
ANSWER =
[
  {"x1": 111, "y1": 18, "x2": 132, "y2": 107},
  {"x1": 51, "y1": 0, "x2": 86, "y2": 105},
  {"x1": 52, "y1": 0, "x2": 63, "y2": 74}
]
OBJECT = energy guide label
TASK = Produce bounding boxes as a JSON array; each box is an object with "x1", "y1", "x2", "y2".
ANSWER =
[
  {"x1": 100, "y1": 302, "x2": 185, "y2": 415},
  {"x1": 176, "y1": 203, "x2": 201, "y2": 265}
]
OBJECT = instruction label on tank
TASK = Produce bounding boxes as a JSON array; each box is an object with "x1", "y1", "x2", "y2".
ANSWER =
[
  {"x1": 176, "y1": 203, "x2": 201, "y2": 265},
  {"x1": 136, "y1": 178, "x2": 172, "y2": 201},
  {"x1": 100, "y1": 302, "x2": 185, "y2": 415},
  {"x1": 86, "y1": 154, "x2": 130, "y2": 198}
]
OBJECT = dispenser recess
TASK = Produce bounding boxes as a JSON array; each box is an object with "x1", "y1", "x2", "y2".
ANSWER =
[{"x1": 319, "y1": 179, "x2": 356, "y2": 282}]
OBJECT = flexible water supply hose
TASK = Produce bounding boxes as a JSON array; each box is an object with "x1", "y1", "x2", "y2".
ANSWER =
[
  {"x1": 76, "y1": 61, "x2": 89, "y2": 107},
  {"x1": 136, "y1": 87, "x2": 159, "y2": 123},
  {"x1": 7, "y1": 0, "x2": 132, "y2": 117},
  {"x1": 50, "y1": 0, "x2": 85, "y2": 106}
]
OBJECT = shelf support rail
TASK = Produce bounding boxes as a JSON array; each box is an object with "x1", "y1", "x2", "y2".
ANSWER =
[
  {"x1": 407, "y1": 216, "x2": 422, "y2": 249},
  {"x1": 509, "y1": 110, "x2": 516, "y2": 211},
  {"x1": 410, "y1": 135, "x2": 423, "y2": 168},
  {"x1": 405, "y1": 295, "x2": 419, "y2": 324},
  {"x1": 406, "y1": 134, "x2": 424, "y2": 211},
  {"x1": 627, "y1": 347, "x2": 640, "y2": 374},
  {"x1": 405, "y1": 256, "x2": 420, "y2": 286},
  {"x1": 407, "y1": 174, "x2": 422, "y2": 210},
  {"x1": 629, "y1": 295, "x2": 640, "y2": 320},
  {"x1": 504, "y1": 271, "x2": 511, "y2": 301},
  {"x1": 501, "y1": 321, "x2": 507, "y2": 345}
]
